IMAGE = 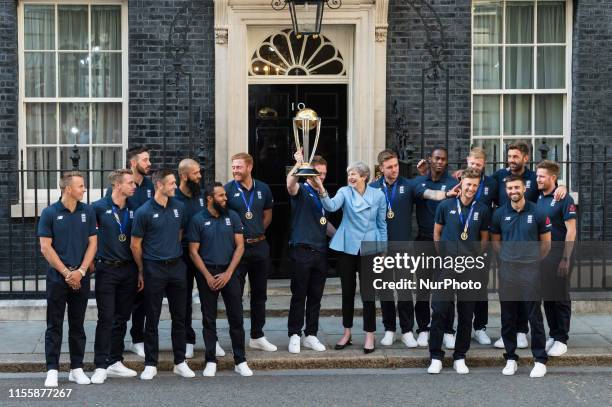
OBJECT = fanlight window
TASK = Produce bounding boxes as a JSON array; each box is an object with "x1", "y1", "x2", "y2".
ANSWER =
[{"x1": 250, "y1": 29, "x2": 345, "y2": 76}]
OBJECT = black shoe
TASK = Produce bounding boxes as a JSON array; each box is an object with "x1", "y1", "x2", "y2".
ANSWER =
[
  {"x1": 334, "y1": 336, "x2": 352, "y2": 350},
  {"x1": 363, "y1": 347, "x2": 376, "y2": 354}
]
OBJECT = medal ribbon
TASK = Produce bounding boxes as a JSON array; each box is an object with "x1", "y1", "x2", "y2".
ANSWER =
[
  {"x1": 382, "y1": 180, "x2": 398, "y2": 212},
  {"x1": 111, "y1": 205, "x2": 129, "y2": 236},
  {"x1": 234, "y1": 180, "x2": 256, "y2": 215},
  {"x1": 302, "y1": 182, "x2": 325, "y2": 218},
  {"x1": 456, "y1": 198, "x2": 477, "y2": 237}
]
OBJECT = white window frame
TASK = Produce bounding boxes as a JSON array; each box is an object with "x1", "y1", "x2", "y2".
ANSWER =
[
  {"x1": 471, "y1": 0, "x2": 573, "y2": 182},
  {"x1": 16, "y1": 0, "x2": 128, "y2": 215}
]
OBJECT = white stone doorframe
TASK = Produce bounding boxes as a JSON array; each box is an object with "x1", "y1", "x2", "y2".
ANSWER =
[{"x1": 214, "y1": 0, "x2": 389, "y2": 181}]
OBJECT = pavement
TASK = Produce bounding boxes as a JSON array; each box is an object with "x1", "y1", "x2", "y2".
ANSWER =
[
  {"x1": 2, "y1": 367, "x2": 612, "y2": 406},
  {"x1": 1, "y1": 313, "x2": 612, "y2": 373}
]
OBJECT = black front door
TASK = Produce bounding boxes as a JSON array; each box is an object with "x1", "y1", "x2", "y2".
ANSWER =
[{"x1": 248, "y1": 84, "x2": 348, "y2": 278}]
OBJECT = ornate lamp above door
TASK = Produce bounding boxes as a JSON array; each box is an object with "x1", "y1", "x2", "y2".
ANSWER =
[{"x1": 271, "y1": 0, "x2": 341, "y2": 38}]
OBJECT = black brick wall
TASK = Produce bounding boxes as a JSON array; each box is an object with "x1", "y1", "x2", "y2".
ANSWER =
[
  {"x1": 386, "y1": 0, "x2": 472, "y2": 164},
  {"x1": 571, "y1": 0, "x2": 612, "y2": 239},
  {"x1": 128, "y1": 0, "x2": 215, "y2": 181}
]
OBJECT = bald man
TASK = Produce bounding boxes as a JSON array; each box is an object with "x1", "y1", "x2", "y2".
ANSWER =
[{"x1": 175, "y1": 159, "x2": 213, "y2": 359}]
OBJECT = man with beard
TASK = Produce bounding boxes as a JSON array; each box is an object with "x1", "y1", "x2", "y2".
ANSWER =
[
  {"x1": 175, "y1": 159, "x2": 225, "y2": 359},
  {"x1": 413, "y1": 147, "x2": 459, "y2": 348},
  {"x1": 370, "y1": 149, "x2": 418, "y2": 348},
  {"x1": 428, "y1": 168, "x2": 491, "y2": 375},
  {"x1": 286, "y1": 151, "x2": 333, "y2": 354},
  {"x1": 492, "y1": 141, "x2": 566, "y2": 350},
  {"x1": 131, "y1": 169, "x2": 195, "y2": 380},
  {"x1": 106, "y1": 146, "x2": 154, "y2": 358},
  {"x1": 491, "y1": 175, "x2": 551, "y2": 378},
  {"x1": 536, "y1": 160, "x2": 576, "y2": 357},
  {"x1": 224, "y1": 152, "x2": 277, "y2": 352},
  {"x1": 187, "y1": 182, "x2": 253, "y2": 377},
  {"x1": 91, "y1": 169, "x2": 140, "y2": 384},
  {"x1": 39, "y1": 172, "x2": 97, "y2": 387}
]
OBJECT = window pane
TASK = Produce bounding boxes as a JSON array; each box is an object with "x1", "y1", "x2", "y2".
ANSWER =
[
  {"x1": 534, "y1": 137, "x2": 564, "y2": 163},
  {"x1": 538, "y1": 2, "x2": 565, "y2": 43},
  {"x1": 473, "y1": 95, "x2": 500, "y2": 136},
  {"x1": 472, "y1": 138, "x2": 502, "y2": 173},
  {"x1": 24, "y1": 5, "x2": 55, "y2": 50},
  {"x1": 58, "y1": 5, "x2": 88, "y2": 50},
  {"x1": 92, "y1": 52, "x2": 121, "y2": 97},
  {"x1": 503, "y1": 95, "x2": 532, "y2": 135},
  {"x1": 92, "y1": 147, "x2": 122, "y2": 188},
  {"x1": 92, "y1": 6, "x2": 121, "y2": 50},
  {"x1": 535, "y1": 95, "x2": 563, "y2": 135},
  {"x1": 92, "y1": 103, "x2": 121, "y2": 144},
  {"x1": 24, "y1": 52, "x2": 56, "y2": 97},
  {"x1": 506, "y1": 2, "x2": 534, "y2": 44},
  {"x1": 27, "y1": 147, "x2": 57, "y2": 189},
  {"x1": 505, "y1": 47, "x2": 533, "y2": 89},
  {"x1": 473, "y1": 1, "x2": 502, "y2": 44},
  {"x1": 473, "y1": 47, "x2": 502, "y2": 89},
  {"x1": 26, "y1": 103, "x2": 57, "y2": 144},
  {"x1": 60, "y1": 146, "x2": 89, "y2": 173},
  {"x1": 60, "y1": 103, "x2": 89, "y2": 144},
  {"x1": 537, "y1": 46, "x2": 565, "y2": 89},
  {"x1": 58, "y1": 53, "x2": 89, "y2": 97}
]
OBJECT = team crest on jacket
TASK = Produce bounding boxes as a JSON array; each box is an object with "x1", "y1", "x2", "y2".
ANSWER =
[
  {"x1": 81, "y1": 214, "x2": 87, "y2": 223},
  {"x1": 399, "y1": 186, "x2": 405, "y2": 194},
  {"x1": 527, "y1": 215, "x2": 533, "y2": 224},
  {"x1": 225, "y1": 217, "x2": 231, "y2": 226},
  {"x1": 173, "y1": 209, "x2": 179, "y2": 218},
  {"x1": 257, "y1": 191, "x2": 262, "y2": 199}
]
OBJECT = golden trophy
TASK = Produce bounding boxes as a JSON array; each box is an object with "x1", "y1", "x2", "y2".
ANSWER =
[{"x1": 292, "y1": 108, "x2": 322, "y2": 177}]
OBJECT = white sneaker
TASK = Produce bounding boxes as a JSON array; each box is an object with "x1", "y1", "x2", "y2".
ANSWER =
[
  {"x1": 68, "y1": 368, "x2": 91, "y2": 385},
  {"x1": 249, "y1": 337, "x2": 277, "y2": 352},
  {"x1": 547, "y1": 341, "x2": 568, "y2": 357},
  {"x1": 140, "y1": 366, "x2": 157, "y2": 380},
  {"x1": 234, "y1": 361, "x2": 253, "y2": 377},
  {"x1": 288, "y1": 334, "x2": 301, "y2": 354},
  {"x1": 473, "y1": 329, "x2": 491, "y2": 345},
  {"x1": 545, "y1": 338, "x2": 555, "y2": 352},
  {"x1": 106, "y1": 361, "x2": 137, "y2": 378},
  {"x1": 129, "y1": 342, "x2": 145, "y2": 358},
  {"x1": 417, "y1": 331, "x2": 429, "y2": 347},
  {"x1": 173, "y1": 361, "x2": 195, "y2": 378},
  {"x1": 530, "y1": 362, "x2": 547, "y2": 378},
  {"x1": 517, "y1": 332, "x2": 528, "y2": 349},
  {"x1": 453, "y1": 359, "x2": 469, "y2": 374},
  {"x1": 91, "y1": 368, "x2": 107, "y2": 384},
  {"x1": 216, "y1": 342, "x2": 226, "y2": 357},
  {"x1": 427, "y1": 359, "x2": 443, "y2": 374},
  {"x1": 203, "y1": 362, "x2": 217, "y2": 377},
  {"x1": 401, "y1": 332, "x2": 418, "y2": 348},
  {"x1": 380, "y1": 331, "x2": 395, "y2": 346},
  {"x1": 443, "y1": 333, "x2": 456, "y2": 350},
  {"x1": 494, "y1": 337, "x2": 505, "y2": 349},
  {"x1": 303, "y1": 335, "x2": 326, "y2": 352},
  {"x1": 185, "y1": 343, "x2": 194, "y2": 359},
  {"x1": 44, "y1": 369, "x2": 58, "y2": 387},
  {"x1": 502, "y1": 360, "x2": 518, "y2": 376}
]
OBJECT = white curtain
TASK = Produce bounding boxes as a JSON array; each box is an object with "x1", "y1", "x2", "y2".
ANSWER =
[
  {"x1": 473, "y1": 95, "x2": 500, "y2": 136},
  {"x1": 24, "y1": 5, "x2": 54, "y2": 50},
  {"x1": 92, "y1": 103, "x2": 122, "y2": 144},
  {"x1": 474, "y1": 47, "x2": 501, "y2": 89},
  {"x1": 537, "y1": 46, "x2": 565, "y2": 89},
  {"x1": 535, "y1": 95, "x2": 563, "y2": 135},
  {"x1": 504, "y1": 95, "x2": 531, "y2": 135},
  {"x1": 473, "y1": 2, "x2": 502, "y2": 45},
  {"x1": 538, "y1": 2, "x2": 565, "y2": 43},
  {"x1": 506, "y1": 2, "x2": 534, "y2": 44},
  {"x1": 92, "y1": 6, "x2": 121, "y2": 50},
  {"x1": 92, "y1": 53, "x2": 121, "y2": 97},
  {"x1": 58, "y1": 5, "x2": 87, "y2": 50},
  {"x1": 60, "y1": 103, "x2": 89, "y2": 145},
  {"x1": 505, "y1": 46, "x2": 533, "y2": 89}
]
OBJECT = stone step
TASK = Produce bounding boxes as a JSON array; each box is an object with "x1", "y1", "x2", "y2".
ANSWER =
[{"x1": 1, "y1": 278, "x2": 611, "y2": 321}]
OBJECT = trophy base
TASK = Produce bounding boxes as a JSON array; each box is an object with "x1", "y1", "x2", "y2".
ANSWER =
[{"x1": 294, "y1": 167, "x2": 320, "y2": 177}]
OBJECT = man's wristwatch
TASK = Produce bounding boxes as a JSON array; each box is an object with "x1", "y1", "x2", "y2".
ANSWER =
[
  {"x1": 77, "y1": 267, "x2": 86, "y2": 277},
  {"x1": 319, "y1": 190, "x2": 329, "y2": 198}
]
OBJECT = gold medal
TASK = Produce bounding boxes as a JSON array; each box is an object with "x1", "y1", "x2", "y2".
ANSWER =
[
  {"x1": 320, "y1": 217, "x2": 327, "y2": 225},
  {"x1": 118, "y1": 233, "x2": 127, "y2": 242},
  {"x1": 460, "y1": 232, "x2": 468, "y2": 241},
  {"x1": 387, "y1": 210, "x2": 395, "y2": 219},
  {"x1": 245, "y1": 211, "x2": 253, "y2": 220}
]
